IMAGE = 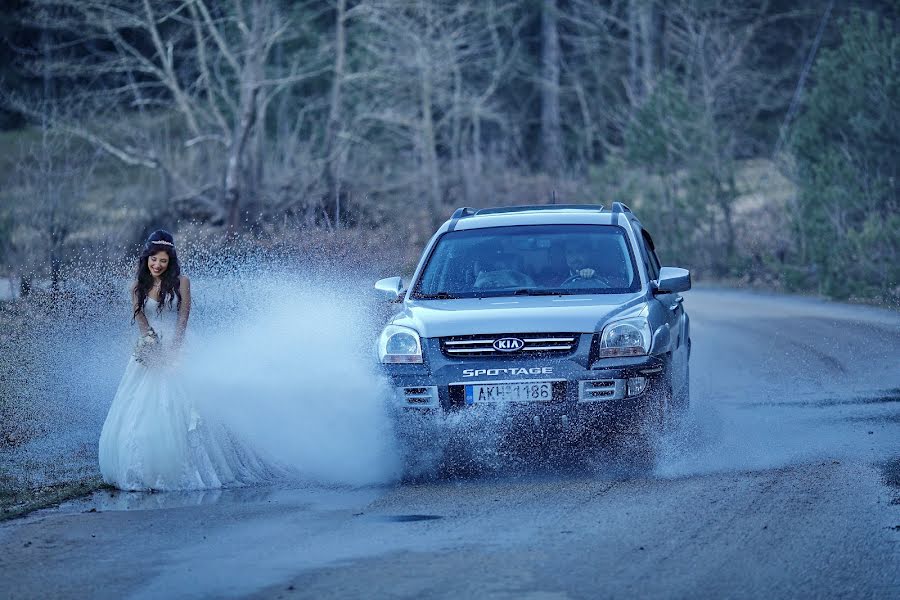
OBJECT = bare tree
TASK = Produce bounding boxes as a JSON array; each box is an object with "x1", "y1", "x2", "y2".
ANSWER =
[
  {"x1": 346, "y1": 0, "x2": 522, "y2": 222},
  {"x1": 10, "y1": 128, "x2": 100, "y2": 291},
  {"x1": 560, "y1": 0, "x2": 629, "y2": 165},
  {"x1": 14, "y1": 0, "x2": 329, "y2": 233},
  {"x1": 620, "y1": 1, "x2": 808, "y2": 274}
]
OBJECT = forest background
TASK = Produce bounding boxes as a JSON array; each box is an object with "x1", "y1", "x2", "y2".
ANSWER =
[{"x1": 0, "y1": 0, "x2": 897, "y2": 304}]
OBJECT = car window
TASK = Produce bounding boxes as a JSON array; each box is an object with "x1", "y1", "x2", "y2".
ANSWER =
[
  {"x1": 641, "y1": 230, "x2": 661, "y2": 281},
  {"x1": 412, "y1": 225, "x2": 641, "y2": 299}
]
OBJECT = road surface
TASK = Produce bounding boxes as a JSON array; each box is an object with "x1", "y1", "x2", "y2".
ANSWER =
[{"x1": 1, "y1": 288, "x2": 899, "y2": 599}]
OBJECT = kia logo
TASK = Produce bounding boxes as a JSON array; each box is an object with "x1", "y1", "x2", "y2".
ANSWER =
[{"x1": 493, "y1": 337, "x2": 525, "y2": 352}]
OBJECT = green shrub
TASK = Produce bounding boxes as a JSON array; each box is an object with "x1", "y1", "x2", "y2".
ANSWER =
[{"x1": 792, "y1": 12, "x2": 900, "y2": 303}]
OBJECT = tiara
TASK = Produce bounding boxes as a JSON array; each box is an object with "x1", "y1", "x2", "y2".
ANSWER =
[{"x1": 150, "y1": 240, "x2": 175, "y2": 247}]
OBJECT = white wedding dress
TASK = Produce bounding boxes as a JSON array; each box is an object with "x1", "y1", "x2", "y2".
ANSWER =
[{"x1": 99, "y1": 297, "x2": 275, "y2": 491}]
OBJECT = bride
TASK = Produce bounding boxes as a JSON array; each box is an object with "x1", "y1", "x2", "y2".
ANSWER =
[{"x1": 99, "y1": 230, "x2": 275, "y2": 491}]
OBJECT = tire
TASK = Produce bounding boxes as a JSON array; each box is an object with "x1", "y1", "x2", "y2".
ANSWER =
[
  {"x1": 619, "y1": 383, "x2": 673, "y2": 473},
  {"x1": 644, "y1": 382, "x2": 673, "y2": 435}
]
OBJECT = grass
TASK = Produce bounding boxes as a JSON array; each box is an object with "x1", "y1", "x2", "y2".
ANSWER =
[{"x1": 0, "y1": 476, "x2": 109, "y2": 522}]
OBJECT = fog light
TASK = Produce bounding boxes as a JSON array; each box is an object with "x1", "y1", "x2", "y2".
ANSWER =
[{"x1": 627, "y1": 376, "x2": 647, "y2": 397}]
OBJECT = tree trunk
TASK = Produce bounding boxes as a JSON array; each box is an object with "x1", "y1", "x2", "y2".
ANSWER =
[
  {"x1": 225, "y1": 85, "x2": 259, "y2": 233},
  {"x1": 628, "y1": 0, "x2": 656, "y2": 105},
  {"x1": 420, "y1": 69, "x2": 441, "y2": 225},
  {"x1": 47, "y1": 213, "x2": 67, "y2": 293},
  {"x1": 249, "y1": 93, "x2": 267, "y2": 218},
  {"x1": 628, "y1": 0, "x2": 640, "y2": 103},
  {"x1": 638, "y1": 0, "x2": 655, "y2": 98},
  {"x1": 19, "y1": 274, "x2": 32, "y2": 299},
  {"x1": 466, "y1": 113, "x2": 483, "y2": 205},
  {"x1": 451, "y1": 59, "x2": 463, "y2": 195},
  {"x1": 225, "y1": 2, "x2": 264, "y2": 235},
  {"x1": 719, "y1": 179, "x2": 738, "y2": 275},
  {"x1": 540, "y1": 0, "x2": 563, "y2": 176},
  {"x1": 420, "y1": 4, "x2": 441, "y2": 225},
  {"x1": 324, "y1": 0, "x2": 347, "y2": 228}
]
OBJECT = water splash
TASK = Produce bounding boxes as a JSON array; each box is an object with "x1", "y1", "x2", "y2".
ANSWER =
[
  {"x1": 182, "y1": 277, "x2": 402, "y2": 486},
  {"x1": 0, "y1": 252, "x2": 403, "y2": 491}
]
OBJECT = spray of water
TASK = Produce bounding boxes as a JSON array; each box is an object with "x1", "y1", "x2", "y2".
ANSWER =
[
  {"x1": 0, "y1": 249, "x2": 404, "y2": 491},
  {"x1": 651, "y1": 293, "x2": 900, "y2": 480},
  {"x1": 182, "y1": 277, "x2": 402, "y2": 486}
]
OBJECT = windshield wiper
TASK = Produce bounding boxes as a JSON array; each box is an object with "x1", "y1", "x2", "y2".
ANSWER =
[
  {"x1": 511, "y1": 288, "x2": 561, "y2": 296},
  {"x1": 417, "y1": 291, "x2": 459, "y2": 299}
]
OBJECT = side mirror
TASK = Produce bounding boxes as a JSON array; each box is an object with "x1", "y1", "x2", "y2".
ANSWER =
[
  {"x1": 374, "y1": 276, "x2": 404, "y2": 302},
  {"x1": 654, "y1": 267, "x2": 691, "y2": 294}
]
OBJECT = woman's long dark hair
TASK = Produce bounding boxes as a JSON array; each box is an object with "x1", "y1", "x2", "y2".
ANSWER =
[{"x1": 133, "y1": 229, "x2": 182, "y2": 318}]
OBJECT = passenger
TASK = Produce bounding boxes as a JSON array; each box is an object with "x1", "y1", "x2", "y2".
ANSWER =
[{"x1": 473, "y1": 252, "x2": 534, "y2": 289}]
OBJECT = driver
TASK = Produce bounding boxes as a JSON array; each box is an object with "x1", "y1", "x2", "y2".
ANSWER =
[{"x1": 564, "y1": 244, "x2": 598, "y2": 280}]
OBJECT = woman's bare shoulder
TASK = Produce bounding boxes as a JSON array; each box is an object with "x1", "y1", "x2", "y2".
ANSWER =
[{"x1": 179, "y1": 275, "x2": 191, "y2": 289}]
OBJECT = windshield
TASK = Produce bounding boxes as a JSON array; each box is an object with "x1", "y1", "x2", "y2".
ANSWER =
[{"x1": 411, "y1": 225, "x2": 641, "y2": 299}]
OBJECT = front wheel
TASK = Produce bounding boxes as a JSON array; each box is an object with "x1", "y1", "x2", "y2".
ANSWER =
[
  {"x1": 623, "y1": 384, "x2": 675, "y2": 472},
  {"x1": 642, "y1": 382, "x2": 676, "y2": 435}
]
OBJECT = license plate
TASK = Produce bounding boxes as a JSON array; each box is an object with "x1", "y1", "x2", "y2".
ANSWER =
[{"x1": 464, "y1": 381, "x2": 553, "y2": 405}]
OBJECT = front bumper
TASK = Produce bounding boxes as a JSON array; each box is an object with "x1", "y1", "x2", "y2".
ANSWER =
[{"x1": 381, "y1": 346, "x2": 671, "y2": 431}]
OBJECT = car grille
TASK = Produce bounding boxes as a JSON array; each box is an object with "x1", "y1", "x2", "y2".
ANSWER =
[{"x1": 440, "y1": 333, "x2": 578, "y2": 358}]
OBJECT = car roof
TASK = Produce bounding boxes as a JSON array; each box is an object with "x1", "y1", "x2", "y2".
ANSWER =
[{"x1": 443, "y1": 204, "x2": 637, "y2": 232}]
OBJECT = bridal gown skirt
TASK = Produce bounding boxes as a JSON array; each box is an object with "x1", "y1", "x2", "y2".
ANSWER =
[{"x1": 99, "y1": 355, "x2": 274, "y2": 491}]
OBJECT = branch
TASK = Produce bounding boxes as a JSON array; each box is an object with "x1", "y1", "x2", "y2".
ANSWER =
[
  {"x1": 186, "y1": 1, "x2": 231, "y2": 137},
  {"x1": 62, "y1": 124, "x2": 160, "y2": 169},
  {"x1": 193, "y1": 0, "x2": 242, "y2": 73}
]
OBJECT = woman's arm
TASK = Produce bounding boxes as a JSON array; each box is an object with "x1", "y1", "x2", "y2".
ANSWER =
[
  {"x1": 131, "y1": 283, "x2": 152, "y2": 336},
  {"x1": 174, "y1": 275, "x2": 192, "y2": 348}
]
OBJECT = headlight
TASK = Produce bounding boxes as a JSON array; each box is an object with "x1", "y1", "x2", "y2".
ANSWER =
[
  {"x1": 378, "y1": 325, "x2": 423, "y2": 364},
  {"x1": 597, "y1": 317, "x2": 651, "y2": 358}
]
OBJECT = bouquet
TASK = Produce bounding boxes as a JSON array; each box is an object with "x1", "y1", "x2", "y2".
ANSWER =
[{"x1": 133, "y1": 329, "x2": 160, "y2": 365}]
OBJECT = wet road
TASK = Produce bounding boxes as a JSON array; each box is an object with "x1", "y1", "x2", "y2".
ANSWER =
[{"x1": 1, "y1": 288, "x2": 899, "y2": 599}]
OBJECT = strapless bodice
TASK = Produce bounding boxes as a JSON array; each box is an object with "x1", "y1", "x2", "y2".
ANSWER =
[{"x1": 144, "y1": 297, "x2": 179, "y2": 345}]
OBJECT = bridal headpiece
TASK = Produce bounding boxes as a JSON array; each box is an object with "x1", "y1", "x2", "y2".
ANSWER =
[{"x1": 151, "y1": 240, "x2": 175, "y2": 248}]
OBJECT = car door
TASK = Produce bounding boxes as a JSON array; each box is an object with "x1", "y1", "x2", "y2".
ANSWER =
[{"x1": 640, "y1": 229, "x2": 688, "y2": 393}]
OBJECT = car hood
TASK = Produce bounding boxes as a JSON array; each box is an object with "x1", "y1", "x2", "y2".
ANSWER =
[{"x1": 391, "y1": 293, "x2": 648, "y2": 338}]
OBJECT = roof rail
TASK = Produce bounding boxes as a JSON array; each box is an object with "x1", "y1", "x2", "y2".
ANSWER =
[
  {"x1": 474, "y1": 204, "x2": 605, "y2": 216},
  {"x1": 610, "y1": 201, "x2": 632, "y2": 214},
  {"x1": 447, "y1": 206, "x2": 478, "y2": 231},
  {"x1": 450, "y1": 207, "x2": 478, "y2": 219}
]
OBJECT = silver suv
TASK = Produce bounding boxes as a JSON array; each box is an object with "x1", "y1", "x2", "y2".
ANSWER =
[{"x1": 374, "y1": 204, "x2": 691, "y2": 455}]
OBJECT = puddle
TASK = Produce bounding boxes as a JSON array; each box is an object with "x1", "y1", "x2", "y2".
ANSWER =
[
  {"x1": 843, "y1": 414, "x2": 900, "y2": 425},
  {"x1": 740, "y1": 389, "x2": 900, "y2": 409},
  {"x1": 50, "y1": 483, "x2": 388, "y2": 515},
  {"x1": 380, "y1": 514, "x2": 443, "y2": 522}
]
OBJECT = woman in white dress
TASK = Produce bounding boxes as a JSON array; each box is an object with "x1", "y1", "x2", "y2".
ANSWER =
[{"x1": 99, "y1": 230, "x2": 273, "y2": 491}]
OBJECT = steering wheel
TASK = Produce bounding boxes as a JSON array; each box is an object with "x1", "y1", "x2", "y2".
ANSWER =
[{"x1": 561, "y1": 273, "x2": 614, "y2": 287}]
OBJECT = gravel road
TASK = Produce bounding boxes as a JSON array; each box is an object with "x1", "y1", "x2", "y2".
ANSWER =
[{"x1": 1, "y1": 288, "x2": 898, "y2": 599}]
